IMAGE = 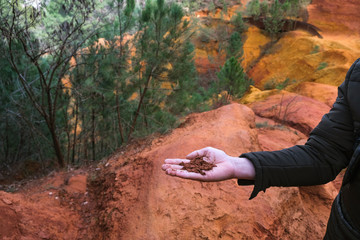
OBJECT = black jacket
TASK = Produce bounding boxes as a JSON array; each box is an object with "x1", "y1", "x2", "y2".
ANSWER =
[{"x1": 238, "y1": 58, "x2": 360, "y2": 239}]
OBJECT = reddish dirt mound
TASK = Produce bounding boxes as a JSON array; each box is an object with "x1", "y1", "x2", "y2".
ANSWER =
[
  {"x1": 0, "y1": 169, "x2": 93, "y2": 240},
  {"x1": 249, "y1": 91, "x2": 330, "y2": 135},
  {"x1": 255, "y1": 116, "x2": 308, "y2": 151},
  {"x1": 0, "y1": 189, "x2": 81, "y2": 239},
  {"x1": 91, "y1": 103, "x2": 339, "y2": 239}
]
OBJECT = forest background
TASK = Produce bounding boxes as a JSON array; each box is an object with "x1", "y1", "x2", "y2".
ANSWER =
[{"x1": 0, "y1": 0, "x2": 307, "y2": 180}]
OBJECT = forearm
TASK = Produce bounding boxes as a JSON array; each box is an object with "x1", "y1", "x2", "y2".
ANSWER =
[{"x1": 240, "y1": 134, "x2": 352, "y2": 199}]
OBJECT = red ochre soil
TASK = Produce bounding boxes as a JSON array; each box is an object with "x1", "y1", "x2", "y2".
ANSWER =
[
  {"x1": 180, "y1": 156, "x2": 217, "y2": 175},
  {"x1": 0, "y1": 170, "x2": 91, "y2": 240}
]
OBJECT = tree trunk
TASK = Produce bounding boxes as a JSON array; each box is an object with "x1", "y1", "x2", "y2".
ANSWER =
[
  {"x1": 127, "y1": 67, "x2": 155, "y2": 140},
  {"x1": 49, "y1": 122, "x2": 65, "y2": 168},
  {"x1": 72, "y1": 100, "x2": 79, "y2": 164},
  {"x1": 115, "y1": 90, "x2": 125, "y2": 143},
  {"x1": 14, "y1": 130, "x2": 23, "y2": 163},
  {"x1": 92, "y1": 108, "x2": 96, "y2": 161},
  {"x1": 5, "y1": 116, "x2": 9, "y2": 163},
  {"x1": 81, "y1": 112, "x2": 88, "y2": 163},
  {"x1": 64, "y1": 107, "x2": 71, "y2": 165},
  {"x1": 83, "y1": 138, "x2": 88, "y2": 163},
  {"x1": 143, "y1": 103, "x2": 148, "y2": 129}
]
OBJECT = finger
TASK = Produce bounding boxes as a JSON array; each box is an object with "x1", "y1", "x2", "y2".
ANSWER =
[
  {"x1": 161, "y1": 164, "x2": 184, "y2": 171},
  {"x1": 165, "y1": 168, "x2": 208, "y2": 181},
  {"x1": 164, "y1": 158, "x2": 190, "y2": 164},
  {"x1": 186, "y1": 147, "x2": 210, "y2": 159}
]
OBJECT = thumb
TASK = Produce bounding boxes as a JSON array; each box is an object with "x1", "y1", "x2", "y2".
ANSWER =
[{"x1": 186, "y1": 147, "x2": 210, "y2": 159}]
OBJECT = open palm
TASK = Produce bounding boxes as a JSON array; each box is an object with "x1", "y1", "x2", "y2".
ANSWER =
[{"x1": 162, "y1": 147, "x2": 255, "y2": 181}]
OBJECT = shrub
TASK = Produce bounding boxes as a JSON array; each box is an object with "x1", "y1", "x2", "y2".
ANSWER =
[
  {"x1": 264, "y1": 79, "x2": 277, "y2": 90},
  {"x1": 264, "y1": 78, "x2": 295, "y2": 90},
  {"x1": 276, "y1": 78, "x2": 293, "y2": 90},
  {"x1": 317, "y1": 62, "x2": 328, "y2": 70},
  {"x1": 310, "y1": 45, "x2": 320, "y2": 54}
]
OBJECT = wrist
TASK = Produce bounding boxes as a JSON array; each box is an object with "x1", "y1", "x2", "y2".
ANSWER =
[{"x1": 231, "y1": 157, "x2": 255, "y2": 180}]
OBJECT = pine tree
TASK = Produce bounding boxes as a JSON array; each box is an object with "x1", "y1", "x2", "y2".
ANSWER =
[
  {"x1": 216, "y1": 56, "x2": 250, "y2": 98},
  {"x1": 128, "y1": 0, "x2": 194, "y2": 139},
  {"x1": 0, "y1": 41, "x2": 54, "y2": 169},
  {"x1": 263, "y1": 0, "x2": 286, "y2": 39},
  {"x1": 166, "y1": 41, "x2": 202, "y2": 114},
  {"x1": 231, "y1": 12, "x2": 247, "y2": 33},
  {"x1": 0, "y1": 0, "x2": 98, "y2": 167},
  {"x1": 226, "y1": 32, "x2": 243, "y2": 59},
  {"x1": 247, "y1": 0, "x2": 261, "y2": 20}
]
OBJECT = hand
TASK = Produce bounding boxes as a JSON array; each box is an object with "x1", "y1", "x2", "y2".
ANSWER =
[{"x1": 161, "y1": 147, "x2": 255, "y2": 182}]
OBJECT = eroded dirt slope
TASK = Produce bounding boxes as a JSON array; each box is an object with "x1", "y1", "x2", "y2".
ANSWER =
[
  {"x1": 0, "y1": 170, "x2": 90, "y2": 239},
  {"x1": 91, "y1": 102, "x2": 341, "y2": 239}
]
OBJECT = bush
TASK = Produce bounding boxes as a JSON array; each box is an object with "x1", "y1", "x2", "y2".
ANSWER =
[
  {"x1": 310, "y1": 45, "x2": 320, "y2": 54},
  {"x1": 264, "y1": 78, "x2": 295, "y2": 90},
  {"x1": 317, "y1": 62, "x2": 328, "y2": 70}
]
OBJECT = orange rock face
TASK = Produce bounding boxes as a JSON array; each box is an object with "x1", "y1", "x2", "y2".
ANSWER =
[
  {"x1": 308, "y1": 0, "x2": 360, "y2": 36},
  {"x1": 191, "y1": 1, "x2": 360, "y2": 90},
  {"x1": 293, "y1": 81, "x2": 338, "y2": 107},
  {"x1": 255, "y1": 116, "x2": 308, "y2": 151},
  {"x1": 246, "y1": 31, "x2": 360, "y2": 89}
]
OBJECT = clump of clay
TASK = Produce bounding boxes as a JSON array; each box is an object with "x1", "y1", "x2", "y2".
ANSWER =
[{"x1": 179, "y1": 156, "x2": 217, "y2": 175}]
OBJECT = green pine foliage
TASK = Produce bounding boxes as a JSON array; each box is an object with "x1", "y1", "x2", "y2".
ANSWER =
[
  {"x1": 0, "y1": 0, "x2": 211, "y2": 174},
  {"x1": 0, "y1": 41, "x2": 55, "y2": 171},
  {"x1": 246, "y1": 0, "x2": 310, "y2": 38},
  {"x1": 213, "y1": 22, "x2": 251, "y2": 101},
  {"x1": 231, "y1": 12, "x2": 247, "y2": 33},
  {"x1": 216, "y1": 57, "x2": 251, "y2": 98},
  {"x1": 247, "y1": 0, "x2": 261, "y2": 20},
  {"x1": 263, "y1": 0, "x2": 286, "y2": 38},
  {"x1": 166, "y1": 41, "x2": 209, "y2": 114},
  {"x1": 128, "y1": 0, "x2": 199, "y2": 138},
  {"x1": 227, "y1": 32, "x2": 243, "y2": 59}
]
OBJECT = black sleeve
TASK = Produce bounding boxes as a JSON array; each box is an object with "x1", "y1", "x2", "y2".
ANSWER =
[{"x1": 239, "y1": 59, "x2": 360, "y2": 200}]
